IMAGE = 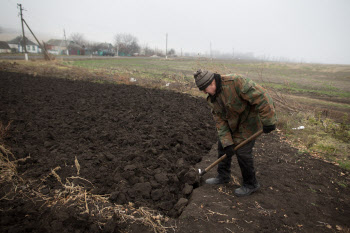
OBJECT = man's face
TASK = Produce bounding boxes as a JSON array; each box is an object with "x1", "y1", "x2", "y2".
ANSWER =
[{"x1": 202, "y1": 79, "x2": 216, "y2": 95}]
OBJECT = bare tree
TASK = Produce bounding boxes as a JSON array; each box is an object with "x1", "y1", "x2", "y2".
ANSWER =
[
  {"x1": 167, "y1": 48, "x2": 176, "y2": 56},
  {"x1": 114, "y1": 33, "x2": 140, "y2": 55},
  {"x1": 84, "y1": 41, "x2": 100, "y2": 54},
  {"x1": 142, "y1": 44, "x2": 155, "y2": 56},
  {"x1": 70, "y1": 33, "x2": 86, "y2": 46},
  {"x1": 90, "y1": 42, "x2": 101, "y2": 53}
]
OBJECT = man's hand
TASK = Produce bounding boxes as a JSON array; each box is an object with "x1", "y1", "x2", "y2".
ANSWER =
[
  {"x1": 263, "y1": 124, "x2": 276, "y2": 133},
  {"x1": 224, "y1": 145, "x2": 235, "y2": 158}
]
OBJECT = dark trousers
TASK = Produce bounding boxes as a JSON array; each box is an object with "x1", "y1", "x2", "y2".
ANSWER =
[{"x1": 217, "y1": 140, "x2": 257, "y2": 187}]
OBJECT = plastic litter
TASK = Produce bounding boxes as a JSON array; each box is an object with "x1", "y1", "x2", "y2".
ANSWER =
[{"x1": 292, "y1": 126, "x2": 305, "y2": 130}]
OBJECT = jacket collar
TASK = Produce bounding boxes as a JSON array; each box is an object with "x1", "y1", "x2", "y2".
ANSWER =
[{"x1": 209, "y1": 74, "x2": 222, "y2": 102}]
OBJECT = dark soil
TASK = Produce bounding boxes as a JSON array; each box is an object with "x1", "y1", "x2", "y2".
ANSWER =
[
  {"x1": 0, "y1": 70, "x2": 349, "y2": 233},
  {"x1": 178, "y1": 134, "x2": 350, "y2": 232}
]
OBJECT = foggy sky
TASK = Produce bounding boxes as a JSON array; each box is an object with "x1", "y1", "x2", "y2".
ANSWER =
[{"x1": 1, "y1": 0, "x2": 350, "y2": 64}]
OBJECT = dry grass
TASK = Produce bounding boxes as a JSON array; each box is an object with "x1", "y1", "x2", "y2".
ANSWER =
[
  {"x1": 0, "y1": 121, "x2": 12, "y2": 143},
  {"x1": 0, "y1": 145, "x2": 18, "y2": 184},
  {"x1": 0, "y1": 121, "x2": 21, "y2": 185},
  {"x1": 0, "y1": 143, "x2": 171, "y2": 232},
  {"x1": 38, "y1": 165, "x2": 172, "y2": 232},
  {"x1": 0, "y1": 119, "x2": 170, "y2": 232}
]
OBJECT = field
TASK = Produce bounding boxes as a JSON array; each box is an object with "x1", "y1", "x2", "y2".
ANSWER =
[
  {"x1": 65, "y1": 58, "x2": 350, "y2": 168},
  {"x1": 0, "y1": 58, "x2": 350, "y2": 232}
]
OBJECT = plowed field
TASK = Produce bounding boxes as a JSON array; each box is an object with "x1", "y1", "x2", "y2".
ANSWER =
[{"x1": 1, "y1": 70, "x2": 349, "y2": 233}]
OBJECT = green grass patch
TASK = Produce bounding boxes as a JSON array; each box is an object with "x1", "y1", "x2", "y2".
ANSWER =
[
  {"x1": 337, "y1": 181, "x2": 347, "y2": 188},
  {"x1": 278, "y1": 111, "x2": 350, "y2": 170},
  {"x1": 65, "y1": 59, "x2": 350, "y2": 97},
  {"x1": 263, "y1": 82, "x2": 350, "y2": 98},
  {"x1": 338, "y1": 161, "x2": 350, "y2": 170},
  {"x1": 292, "y1": 96, "x2": 350, "y2": 110},
  {"x1": 67, "y1": 58, "x2": 199, "y2": 83},
  {"x1": 309, "y1": 188, "x2": 317, "y2": 193}
]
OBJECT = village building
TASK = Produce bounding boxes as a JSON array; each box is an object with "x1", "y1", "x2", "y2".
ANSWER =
[
  {"x1": 46, "y1": 39, "x2": 85, "y2": 55},
  {"x1": 0, "y1": 41, "x2": 11, "y2": 53},
  {"x1": 45, "y1": 39, "x2": 69, "y2": 55},
  {"x1": 97, "y1": 43, "x2": 115, "y2": 56},
  {"x1": 7, "y1": 36, "x2": 40, "y2": 53}
]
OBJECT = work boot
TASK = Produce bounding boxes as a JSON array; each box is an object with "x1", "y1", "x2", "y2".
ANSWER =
[
  {"x1": 234, "y1": 183, "x2": 260, "y2": 197},
  {"x1": 205, "y1": 176, "x2": 231, "y2": 185}
]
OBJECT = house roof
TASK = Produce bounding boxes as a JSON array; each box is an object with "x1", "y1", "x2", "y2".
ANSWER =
[
  {"x1": 47, "y1": 39, "x2": 83, "y2": 49},
  {"x1": 47, "y1": 39, "x2": 69, "y2": 47},
  {"x1": 98, "y1": 43, "x2": 114, "y2": 49},
  {"x1": 8, "y1": 36, "x2": 37, "y2": 46},
  {"x1": 69, "y1": 41, "x2": 83, "y2": 49},
  {"x1": 0, "y1": 41, "x2": 11, "y2": 49}
]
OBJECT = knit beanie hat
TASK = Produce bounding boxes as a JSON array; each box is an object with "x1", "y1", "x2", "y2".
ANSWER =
[{"x1": 193, "y1": 69, "x2": 215, "y2": 90}]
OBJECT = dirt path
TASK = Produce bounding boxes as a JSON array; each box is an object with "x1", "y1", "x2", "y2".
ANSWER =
[
  {"x1": 176, "y1": 133, "x2": 350, "y2": 232},
  {"x1": 0, "y1": 71, "x2": 349, "y2": 232}
]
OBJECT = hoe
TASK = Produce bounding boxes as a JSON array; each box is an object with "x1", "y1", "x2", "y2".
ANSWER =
[{"x1": 198, "y1": 130, "x2": 263, "y2": 176}]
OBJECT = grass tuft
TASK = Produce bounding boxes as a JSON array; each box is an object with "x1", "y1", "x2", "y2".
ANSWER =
[{"x1": 277, "y1": 110, "x2": 350, "y2": 170}]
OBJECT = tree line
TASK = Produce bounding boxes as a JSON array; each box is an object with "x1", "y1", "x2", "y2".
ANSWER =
[{"x1": 70, "y1": 32, "x2": 176, "y2": 56}]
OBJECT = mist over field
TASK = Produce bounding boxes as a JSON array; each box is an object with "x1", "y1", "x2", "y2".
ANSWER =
[
  {"x1": 1, "y1": 0, "x2": 350, "y2": 64},
  {"x1": 1, "y1": 1, "x2": 350, "y2": 232}
]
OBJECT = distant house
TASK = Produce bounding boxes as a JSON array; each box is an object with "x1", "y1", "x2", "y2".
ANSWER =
[
  {"x1": 97, "y1": 43, "x2": 115, "y2": 56},
  {"x1": 46, "y1": 39, "x2": 69, "y2": 55},
  {"x1": 46, "y1": 39, "x2": 85, "y2": 55},
  {"x1": 7, "y1": 36, "x2": 40, "y2": 53},
  {"x1": 0, "y1": 41, "x2": 11, "y2": 53},
  {"x1": 68, "y1": 41, "x2": 85, "y2": 55},
  {"x1": 83, "y1": 44, "x2": 95, "y2": 56}
]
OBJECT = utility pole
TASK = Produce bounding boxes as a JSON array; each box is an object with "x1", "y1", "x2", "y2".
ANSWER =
[
  {"x1": 210, "y1": 41, "x2": 212, "y2": 60},
  {"x1": 22, "y1": 19, "x2": 51, "y2": 60},
  {"x1": 165, "y1": 33, "x2": 168, "y2": 59},
  {"x1": 64, "y1": 29, "x2": 69, "y2": 55},
  {"x1": 17, "y1": 4, "x2": 51, "y2": 60},
  {"x1": 17, "y1": 4, "x2": 28, "y2": 55}
]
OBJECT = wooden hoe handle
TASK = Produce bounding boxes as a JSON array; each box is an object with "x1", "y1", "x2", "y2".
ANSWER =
[{"x1": 199, "y1": 130, "x2": 263, "y2": 176}]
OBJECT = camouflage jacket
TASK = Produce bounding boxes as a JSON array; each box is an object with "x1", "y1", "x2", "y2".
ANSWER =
[{"x1": 207, "y1": 74, "x2": 277, "y2": 147}]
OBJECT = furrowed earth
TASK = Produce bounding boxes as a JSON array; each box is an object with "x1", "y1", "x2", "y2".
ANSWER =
[{"x1": 0, "y1": 70, "x2": 349, "y2": 233}]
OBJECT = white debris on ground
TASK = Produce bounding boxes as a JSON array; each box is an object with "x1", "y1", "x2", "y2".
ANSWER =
[{"x1": 292, "y1": 126, "x2": 305, "y2": 130}]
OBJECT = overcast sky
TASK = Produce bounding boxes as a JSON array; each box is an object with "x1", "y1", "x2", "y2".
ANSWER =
[{"x1": 1, "y1": 0, "x2": 350, "y2": 64}]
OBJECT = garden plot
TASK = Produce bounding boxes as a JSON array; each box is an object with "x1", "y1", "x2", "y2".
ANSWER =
[{"x1": 1, "y1": 71, "x2": 349, "y2": 233}]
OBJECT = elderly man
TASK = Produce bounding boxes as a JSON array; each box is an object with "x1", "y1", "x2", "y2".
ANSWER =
[{"x1": 194, "y1": 69, "x2": 277, "y2": 196}]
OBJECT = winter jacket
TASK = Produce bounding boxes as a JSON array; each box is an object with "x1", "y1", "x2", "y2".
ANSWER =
[{"x1": 207, "y1": 74, "x2": 277, "y2": 147}]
